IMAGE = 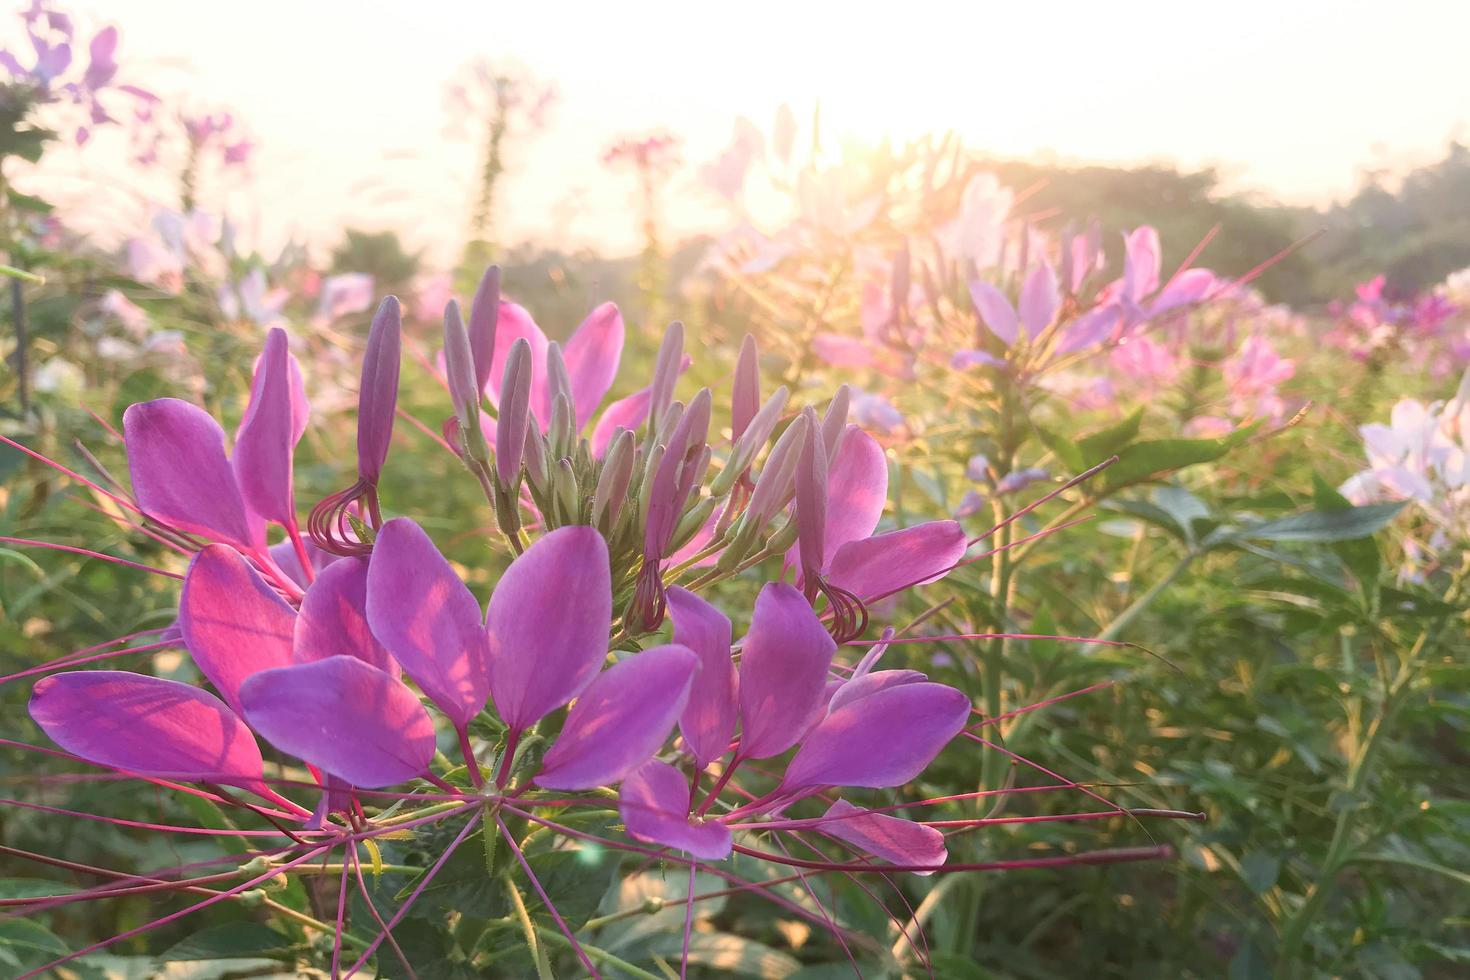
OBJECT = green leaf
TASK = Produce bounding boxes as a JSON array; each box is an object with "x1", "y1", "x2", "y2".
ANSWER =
[
  {"x1": 1232, "y1": 502, "x2": 1406, "y2": 543},
  {"x1": 0, "y1": 918, "x2": 69, "y2": 956},
  {"x1": 160, "y1": 922, "x2": 297, "y2": 962},
  {"x1": 1035, "y1": 424, "x2": 1084, "y2": 472},
  {"x1": 1239, "y1": 851, "x2": 1281, "y2": 893},
  {"x1": 1313, "y1": 474, "x2": 1382, "y2": 588},
  {"x1": 1104, "y1": 427, "x2": 1254, "y2": 489},
  {"x1": 0, "y1": 878, "x2": 78, "y2": 900},
  {"x1": 1078, "y1": 406, "x2": 1144, "y2": 461}
]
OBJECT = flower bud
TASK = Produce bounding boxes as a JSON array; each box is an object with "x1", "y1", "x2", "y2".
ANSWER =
[
  {"x1": 711, "y1": 385, "x2": 790, "y2": 497},
  {"x1": 648, "y1": 320, "x2": 684, "y2": 427},
  {"x1": 357, "y1": 296, "x2": 402, "y2": 482},
  {"x1": 496, "y1": 339, "x2": 533, "y2": 488},
  {"x1": 545, "y1": 341, "x2": 575, "y2": 424},
  {"x1": 592, "y1": 428, "x2": 636, "y2": 529},
  {"x1": 795, "y1": 406, "x2": 828, "y2": 599},
  {"x1": 743, "y1": 411, "x2": 809, "y2": 532},
  {"x1": 820, "y1": 384, "x2": 850, "y2": 460},
  {"x1": 443, "y1": 300, "x2": 487, "y2": 463},
  {"x1": 522, "y1": 413, "x2": 550, "y2": 496},
  {"x1": 468, "y1": 265, "x2": 500, "y2": 393},
  {"x1": 732, "y1": 334, "x2": 760, "y2": 441}
]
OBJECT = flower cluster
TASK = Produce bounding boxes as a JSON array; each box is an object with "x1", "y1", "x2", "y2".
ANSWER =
[
  {"x1": 1325, "y1": 274, "x2": 1464, "y2": 372},
  {"x1": 0, "y1": 0, "x2": 155, "y2": 149},
  {"x1": 1, "y1": 268, "x2": 1188, "y2": 976},
  {"x1": 1341, "y1": 371, "x2": 1470, "y2": 576}
]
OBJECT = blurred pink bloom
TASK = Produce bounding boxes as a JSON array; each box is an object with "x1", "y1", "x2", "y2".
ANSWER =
[
  {"x1": 850, "y1": 390, "x2": 904, "y2": 435},
  {"x1": 315, "y1": 273, "x2": 376, "y2": 323},
  {"x1": 1223, "y1": 335, "x2": 1294, "y2": 420},
  {"x1": 938, "y1": 173, "x2": 1012, "y2": 268}
]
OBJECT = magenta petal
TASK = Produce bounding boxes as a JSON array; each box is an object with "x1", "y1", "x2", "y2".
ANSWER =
[
  {"x1": 817, "y1": 799, "x2": 946, "y2": 874},
  {"x1": 366, "y1": 519, "x2": 489, "y2": 730},
  {"x1": 124, "y1": 398, "x2": 257, "y2": 550},
  {"x1": 1123, "y1": 226, "x2": 1161, "y2": 300},
  {"x1": 240, "y1": 656, "x2": 435, "y2": 787},
  {"x1": 563, "y1": 302, "x2": 624, "y2": 430},
  {"x1": 827, "y1": 669, "x2": 926, "y2": 713},
  {"x1": 485, "y1": 301, "x2": 549, "y2": 413},
  {"x1": 1019, "y1": 261, "x2": 1059, "y2": 336},
  {"x1": 968, "y1": 281, "x2": 1019, "y2": 346},
  {"x1": 534, "y1": 644, "x2": 697, "y2": 790},
  {"x1": 233, "y1": 328, "x2": 304, "y2": 528},
  {"x1": 486, "y1": 525, "x2": 612, "y2": 732},
  {"x1": 1055, "y1": 304, "x2": 1120, "y2": 356},
  {"x1": 269, "y1": 538, "x2": 339, "y2": 588},
  {"x1": 179, "y1": 544, "x2": 296, "y2": 717},
  {"x1": 590, "y1": 388, "x2": 651, "y2": 457},
  {"x1": 295, "y1": 558, "x2": 397, "y2": 676},
  {"x1": 620, "y1": 760, "x2": 733, "y2": 859},
  {"x1": 822, "y1": 426, "x2": 888, "y2": 565},
  {"x1": 737, "y1": 582, "x2": 836, "y2": 760},
  {"x1": 812, "y1": 333, "x2": 876, "y2": 369},
  {"x1": 667, "y1": 587, "x2": 737, "y2": 769},
  {"x1": 826, "y1": 520, "x2": 966, "y2": 601},
  {"x1": 29, "y1": 671, "x2": 265, "y2": 788},
  {"x1": 781, "y1": 682, "x2": 970, "y2": 790}
]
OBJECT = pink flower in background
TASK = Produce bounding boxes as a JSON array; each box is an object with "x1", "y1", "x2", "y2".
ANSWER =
[
  {"x1": 939, "y1": 173, "x2": 1012, "y2": 268},
  {"x1": 1223, "y1": 335, "x2": 1295, "y2": 420},
  {"x1": 314, "y1": 273, "x2": 375, "y2": 324},
  {"x1": 182, "y1": 108, "x2": 254, "y2": 169}
]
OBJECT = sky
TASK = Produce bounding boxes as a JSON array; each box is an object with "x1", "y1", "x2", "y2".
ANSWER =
[{"x1": 23, "y1": 0, "x2": 1470, "y2": 266}]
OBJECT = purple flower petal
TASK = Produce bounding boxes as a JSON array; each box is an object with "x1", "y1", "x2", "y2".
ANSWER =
[
  {"x1": 1123, "y1": 227, "x2": 1161, "y2": 300},
  {"x1": 563, "y1": 302, "x2": 624, "y2": 431},
  {"x1": 29, "y1": 671, "x2": 265, "y2": 789},
  {"x1": 826, "y1": 520, "x2": 966, "y2": 602},
  {"x1": 485, "y1": 301, "x2": 548, "y2": 413},
  {"x1": 822, "y1": 426, "x2": 888, "y2": 566},
  {"x1": 969, "y1": 281, "x2": 1019, "y2": 346},
  {"x1": 240, "y1": 656, "x2": 435, "y2": 788},
  {"x1": 486, "y1": 525, "x2": 612, "y2": 733},
  {"x1": 620, "y1": 760, "x2": 733, "y2": 859},
  {"x1": 233, "y1": 328, "x2": 305, "y2": 528},
  {"x1": 124, "y1": 398, "x2": 257, "y2": 550},
  {"x1": 534, "y1": 644, "x2": 697, "y2": 790},
  {"x1": 366, "y1": 519, "x2": 489, "y2": 730},
  {"x1": 178, "y1": 544, "x2": 296, "y2": 717},
  {"x1": 781, "y1": 681, "x2": 970, "y2": 790},
  {"x1": 268, "y1": 538, "x2": 338, "y2": 588},
  {"x1": 827, "y1": 669, "x2": 926, "y2": 713},
  {"x1": 737, "y1": 582, "x2": 836, "y2": 760},
  {"x1": 1055, "y1": 304, "x2": 1121, "y2": 356},
  {"x1": 1019, "y1": 261, "x2": 1059, "y2": 336},
  {"x1": 590, "y1": 388, "x2": 651, "y2": 457},
  {"x1": 667, "y1": 587, "x2": 737, "y2": 769},
  {"x1": 949, "y1": 349, "x2": 1005, "y2": 370},
  {"x1": 817, "y1": 799, "x2": 946, "y2": 874},
  {"x1": 295, "y1": 558, "x2": 397, "y2": 676}
]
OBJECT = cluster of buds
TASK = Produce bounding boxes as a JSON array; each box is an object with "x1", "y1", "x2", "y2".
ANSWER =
[{"x1": 435, "y1": 267, "x2": 963, "y2": 643}]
